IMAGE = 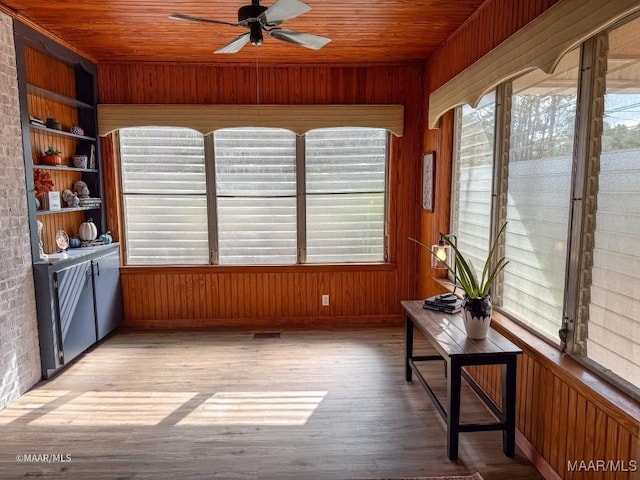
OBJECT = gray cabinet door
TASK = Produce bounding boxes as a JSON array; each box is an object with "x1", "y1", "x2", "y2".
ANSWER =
[
  {"x1": 93, "y1": 251, "x2": 123, "y2": 340},
  {"x1": 54, "y1": 261, "x2": 97, "y2": 364}
]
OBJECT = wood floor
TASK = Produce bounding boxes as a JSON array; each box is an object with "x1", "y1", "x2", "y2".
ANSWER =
[{"x1": 0, "y1": 327, "x2": 543, "y2": 480}]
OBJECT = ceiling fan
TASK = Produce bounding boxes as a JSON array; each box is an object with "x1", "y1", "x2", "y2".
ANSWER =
[{"x1": 170, "y1": 0, "x2": 331, "y2": 54}]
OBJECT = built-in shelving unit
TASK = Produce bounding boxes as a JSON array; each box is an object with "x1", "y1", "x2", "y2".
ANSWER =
[
  {"x1": 14, "y1": 20, "x2": 105, "y2": 258},
  {"x1": 14, "y1": 20, "x2": 122, "y2": 381}
]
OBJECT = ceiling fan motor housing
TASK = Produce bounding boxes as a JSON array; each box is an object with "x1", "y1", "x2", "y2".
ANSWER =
[{"x1": 238, "y1": 4, "x2": 268, "y2": 23}]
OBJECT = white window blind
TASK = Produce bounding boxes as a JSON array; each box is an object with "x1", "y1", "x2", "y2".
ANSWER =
[
  {"x1": 214, "y1": 128, "x2": 297, "y2": 265},
  {"x1": 305, "y1": 128, "x2": 386, "y2": 263},
  {"x1": 119, "y1": 127, "x2": 208, "y2": 265},
  {"x1": 453, "y1": 93, "x2": 496, "y2": 280},
  {"x1": 587, "y1": 19, "x2": 640, "y2": 388},
  {"x1": 503, "y1": 50, "x2": 580, "y2": 342}
]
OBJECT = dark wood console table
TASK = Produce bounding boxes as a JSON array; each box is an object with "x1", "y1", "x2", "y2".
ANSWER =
[{"x1": 402, "y1": 300, "x2": 522, "y2": 461}]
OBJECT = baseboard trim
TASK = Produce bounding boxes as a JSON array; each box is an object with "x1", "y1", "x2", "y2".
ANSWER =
[
  {"x1": 516, "y1": 429, "x2": 563, "y2": 480},
  {"x1": 123, "y1": 314, "x2": 404, "y2": 329}
]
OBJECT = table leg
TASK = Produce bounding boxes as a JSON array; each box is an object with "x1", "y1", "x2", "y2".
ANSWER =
[
  {"x1": 502, "y1": 356, "x2": 518, "y2": 457},
  {"x1": 447, "y1": 358, "x2": 462, "y2": 461},
  {"x1": 404, "y1": 315, "x2": 414, "y2": 382}
]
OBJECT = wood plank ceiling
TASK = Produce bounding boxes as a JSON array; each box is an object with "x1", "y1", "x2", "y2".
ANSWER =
[{"x1": 0, "y1": 0, "x2": 486, "y2": 64}]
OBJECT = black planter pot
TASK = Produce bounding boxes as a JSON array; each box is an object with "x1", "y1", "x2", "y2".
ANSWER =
[{"x1": 461, "y1": 296, "x2": 492, "y2": 339}]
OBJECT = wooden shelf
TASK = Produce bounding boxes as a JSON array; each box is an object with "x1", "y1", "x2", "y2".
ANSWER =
[
  {"x1": 33, "y1": 165, "x2": 98, "y2": 173},
  {"x1": 27, "y1": 83, "x2": 93, "y2": 109},
  {"x1": 36, "y1": 206, "x2": 101, "y2": 216},
  {"x1": 30, "y1": 123, "x2": 96, "y2": 141}
]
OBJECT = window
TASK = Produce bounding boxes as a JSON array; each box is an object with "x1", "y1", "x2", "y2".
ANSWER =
[
  {"x1": 120, "y1": 127, "x2": 388, "y2": 266},
  {"x1": 450, "y1": 20, "x2": 640, "y2": 395},
  {"x1": 503, "y1": 49, "x2": 579, "y2": 342},
  {"x1": 452, "y1": 92, "x2": 496, "y2": 280},
  {"x1": 305, "y1": 128, "x2": 387, "y2": 263},
  {"x1": 215, "y1": 128, "x2": 297, "y2": 265},
  {"x1": 586, "y1": 17, "x2": 640, "y2": 389},
  {"x1": 119, "y1": 127, "x2": 208, "y2": 265}
]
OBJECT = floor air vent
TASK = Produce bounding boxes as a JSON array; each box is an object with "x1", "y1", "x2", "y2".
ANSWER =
[{"x1": 253, "y1": 332, "x2": 281, "y2": 339}]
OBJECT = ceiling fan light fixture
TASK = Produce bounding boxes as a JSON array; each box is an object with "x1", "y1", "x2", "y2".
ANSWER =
[{"x1": 249, "y1": 23, "x2": 264, "y2": 46}]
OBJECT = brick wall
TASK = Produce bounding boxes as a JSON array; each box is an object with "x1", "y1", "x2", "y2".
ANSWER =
[{"x1": 0, "y1": 12, "x2": 41, "y2": 411}]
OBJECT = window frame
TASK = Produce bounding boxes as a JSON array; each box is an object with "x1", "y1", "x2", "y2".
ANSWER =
[
  {"x1": 117, "y1": 126, "x2": 210, "y2": 266},
  {"x1": 119, "y1": 127, "x2": 390, "y2": 267},
  {"x1": 303, "y1": 128, "x2": 389, "y2": 264}
]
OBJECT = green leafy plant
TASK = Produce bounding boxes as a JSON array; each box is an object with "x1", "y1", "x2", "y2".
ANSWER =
[
  {"x1": 45, "y1": 144, "x2": 61, "y2": 155},
  {"x1": 410, "y1": 223, "x2": 509, "y2": 299}
]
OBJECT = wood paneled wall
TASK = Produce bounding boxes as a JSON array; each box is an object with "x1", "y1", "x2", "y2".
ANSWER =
[
  {"x1": 100, "y1": 135, "x2": 122, "y2": 246},
  {"x1": 98, "y1": 63, "x2": 425, "y2": 327},
  {"x1": 120, "y1": 265, "x2": 398, "y2": 328},
  {"x1": 418, "y1": 108, "x2": 455, "y2": 299},
  {"x1": 426, "y1": 0, "x2": 560, "y2": 93}
]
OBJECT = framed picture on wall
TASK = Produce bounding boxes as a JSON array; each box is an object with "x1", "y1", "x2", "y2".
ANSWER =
[{"x1": 422, "y1": 152, "x2": 434, "y2": 211}]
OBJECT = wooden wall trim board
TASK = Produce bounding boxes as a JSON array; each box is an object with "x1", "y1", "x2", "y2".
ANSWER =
[
  {"x1": 97, "y1": 104, "x2": 405, "y2": 137},
  {"x1": 427, "y1": 0, "x2": 640, "y2": 128},
  {"x1": 515, "y1": 430, "x2": 563, "y2": 480}
]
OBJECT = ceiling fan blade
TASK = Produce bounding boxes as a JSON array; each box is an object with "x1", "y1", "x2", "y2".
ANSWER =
[
  {"x1": 268, "y1": 28, "x2": 331, "y2": 50},
  {"x1": 169, "y1": 13, "x2": 238, "y2": 27},
  {"x1": 215, "y1": 33, "x2": 251, "y2": 54},
  {"x1": 259, "y1": 0, "x2": 311, "y2": 26}
]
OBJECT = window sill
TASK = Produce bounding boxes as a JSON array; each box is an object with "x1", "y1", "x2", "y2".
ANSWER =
[
  {"x1": 434, "y1": 279, "x2": 640, "y2": 433},
  {"x1": 121, "y1": 263, "x2": 398, "y2": 274}
]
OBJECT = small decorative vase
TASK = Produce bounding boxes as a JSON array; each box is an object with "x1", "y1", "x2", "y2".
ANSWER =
[
  {"x1": 70, "y1": 125, "x2": 84, "y2": 136},
  {"x1": 462, "y1": 296, "x2": 492, "y2": 339}
]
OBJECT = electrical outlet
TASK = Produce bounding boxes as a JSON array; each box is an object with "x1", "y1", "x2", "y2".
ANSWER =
[{"x1": 322, "y1": 294, "x2": 330, "y2": 306}]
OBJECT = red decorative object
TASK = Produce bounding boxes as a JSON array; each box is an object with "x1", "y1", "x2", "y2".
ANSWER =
[
  {"x1": 34, "y1": 169, "x2": 54, "y2": 198},
  {"x1": 42, "y1": 144, "x2": 62, "y2": 166}
]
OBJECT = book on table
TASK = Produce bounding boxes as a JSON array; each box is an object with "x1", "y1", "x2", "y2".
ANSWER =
[{"x1": 423, "y1": 293, "x2": 462, "y2": 314}]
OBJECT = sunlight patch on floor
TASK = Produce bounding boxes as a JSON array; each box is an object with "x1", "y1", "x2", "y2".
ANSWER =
[
  {"x1": 177, "y1": 391, "x2": 328, "y2": 426},
  {"x1": 0, "y1": 390, "x2": 72, "y2": 425},
  {"x1": 0, "y1": 390, "x2": 327, "y2": 427},
  {"x1": 11, "y1": 391, "x2": 196, "y2": 426}
]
